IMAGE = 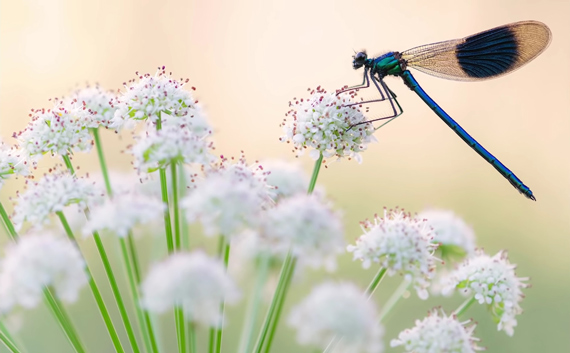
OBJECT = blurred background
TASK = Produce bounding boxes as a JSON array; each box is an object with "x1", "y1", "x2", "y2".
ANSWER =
[{"x1": 1, "y1": 0, "x2": 569, "y2": 352}]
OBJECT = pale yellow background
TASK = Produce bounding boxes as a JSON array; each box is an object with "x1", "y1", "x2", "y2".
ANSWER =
[{"x1": 1, "y1": 0, "x2": 569, "y2": 352}]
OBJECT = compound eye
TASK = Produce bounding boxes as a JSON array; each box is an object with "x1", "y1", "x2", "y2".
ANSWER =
[{"x1": 355, "y1": 52, "x2": 367, "y2": 61}]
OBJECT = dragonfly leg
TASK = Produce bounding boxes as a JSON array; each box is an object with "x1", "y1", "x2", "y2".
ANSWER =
[
  {"x1": 336, "y1": 67, "x2": 371, "y2": 95},
  {"x1": 342, "y1": 70, "x2": 391, "y2": 108},
  {"x1": 349, "y1": 78, "x2": 404, "y2": 130}
]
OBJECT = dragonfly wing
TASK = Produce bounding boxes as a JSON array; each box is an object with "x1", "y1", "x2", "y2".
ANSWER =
[{"x1": 401, "y1": 20, "x2": 551, "y2": 81}]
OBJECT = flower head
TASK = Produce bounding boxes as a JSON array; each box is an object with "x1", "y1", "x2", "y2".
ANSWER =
[
  {"x1": 279, "y1": 86, "x2": 376, "y2": 162},
  {"x1": 390, "y1": 308, "x2": 483, "y2": 352},
  {"x1": 131, "y1": 116, "x2": 214, "y2": 172},
  {"x1": 419, "y1": 209, "x2": 476, "y2": 259},
  {"x1": 0, "y1": 232, "x2": 88, "y2": 312},
  {"x1": 12, "y1": 173, "x2": 102, "y2": 230},
  {"x1": 141, "y1": 251, "x2": 240, "y2": 327},
  {"x1": 82, "y1": 190, "x2": 165, "y2": 237},
  {"x1": 258, "y1": 193, "x2": 344, "y2": 271},
  {"x1": 347, "y1": 208, "x2": 439, "y2": 299},
  {"x1": 0, "y1": 140, "x2": 30, "y2": 187},
  {"x1": 263, "y1": 160, "x2": 309, "y2": 200},
  {"x1": 15, "y1": 100, "x2": 93, "y2": 159},
  {"x1": 111, "y1": 67, "x2": 206, "y2": 130},
  {"x1": 71, "y1": 85, "x2": 117, "y2": 129},
  {"x1": 442, "y1": 250, "x2": 527, "y2": 336},
  {"x1": 182, "y1": 155, "x2": 272, "y2": 238},
  {"x1": 288, "y1": 281, "x2": 383, "y2": 353}
]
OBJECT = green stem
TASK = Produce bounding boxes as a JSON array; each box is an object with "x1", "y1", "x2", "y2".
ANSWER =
[
  {"x1": 0, "y1": 202, "x2": 17, "y2": 240},
  {"x1": 127, "y1": 232, "x2": 159, "y2": 353},
  {"x1": 171, "y1": 163, "x2": 181, "y2": 250},
  {"x1": 178, "y1": 165, "x2": 190, "y2": 250},
  {"x1": 56, "y1": 211, "x2": 125, "y2": 353},
  {"x1": 176, "y1": 308, "x2": 186, "y2": 353},
  {"x1": 127, "y1": 233, "x2": 160, "y2": 353},
  {"x1": 173, "y1": 163, "x2": 187, "y2": 353},
  {"x1": 0, "y1": 327, "x2": 20, "y2": 353},
  {"x1": 215, "y1": 241, "x2": 231, "y2": 353},
  {"x1": 238, "y1": 255, "x2": 270, "y2": 353},
  {"x1": 61, "y1": 154, "x2": 75, "y2": 175},
  {"x1": 209, "y1": 237, "x2": 228, "y2": 353},
  {"x1": 252, "y1": 253, "x2": 293, "y2": 353},
  {"x1": 90, "y1": 225, "x2": 141, "y2": 353},
  {"x1": 307, "y1": 154, "x2": 323, "y2": 194},
  {"x1": 156, "y1": 114, "x2": 174, "y2": 253},
  {"x1": 0, "y1": 320, "x2": 18, "y2": 351},
  {"x1": 160, "y1": 167, "x2": 174, "y2": 253},
  {"x1": 43, "y1": 288, "x2": 86, "y2": 353},
  {"x1": 188, "y1": 324, "x2": 197, "y2": 353},
  {"x1": 263, "y1": 256, "x2": 297, "y2": 353},
  {"x1": 453, "y1": 296, "x2": 476, "y2": 318},
  {"x1": 365, "y1": 267, "x2": 387, "y2": 298},
  {"x1": 379, "y1": 278, "x2": 411, "y2": 322},
  {"x1": 120, "y1": 236, "x2": 156, "y2": 353},
  {"x1": 208, "y1": 328, "x2": 216, "y2": 353},
  {"x1": 92, "y1": 128, "x2": 113, "y2": 196}
]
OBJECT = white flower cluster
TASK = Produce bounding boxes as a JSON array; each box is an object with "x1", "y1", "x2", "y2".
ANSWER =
[
  {"x1": 390, "y1": 309, "x2": 483, "y2": 353},
  {"x1": 213, "y1": 154, "x2": 274, "y2": 199},
  {"x1": 132, "y1": 115, "x2": 214, "y2": 172},
  {"x1": 111, "y1": 67, "x2": 203, "y2": 129},
  {"x1": 279, "y1": 86, "x2": 376, "y2": 162},
  {"x1": 0, "y1": 232, "x2": 88, "y2": 312},
  {"x1": 259, "y1": 193, "x2": 344, "y2": 271},
  {"x1": 71, "y1": 85, "x2": 117, "y2": 129},
  {"x1": 16, "y1": 101, "x2": 93, "y2": 159},
  {"x1": 288, "y1": 282, "x2": 384, "y2": 353},
  {"x1": 0, "y1": 140, "x2": 29, "y2": 187},
  {"x1": 141, "y1": 251, "x2": 240, "y2": 327},
  {"x1": 182, "y1": 155, "x2": 273, "y2": 239},
  {"x1": 442, "y1": 250, "x2": 527, "y2": 336},
  {"x1": 83, "y1": 191, "x2": 165, "y2": 237},
  {"x1": 263, "y1": 160, "x2": 309, "y2": 200},
  {"x1": 419, "y1": 209, "x2": 476, "y2": 257},
  {"x1": 12, "y1": 173, "x2": 102, "y2": 230},
  {"x1": 347, "y1": 208, "x2": 438, "y2": 299}
]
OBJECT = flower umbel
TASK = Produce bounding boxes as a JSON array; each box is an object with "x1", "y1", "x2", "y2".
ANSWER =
[
  {"x1": 82, "y1": 190, "x2": 165, "y2": 237},
  {"x1": 347, "y1": 208, "x2": 439, "y2": 299},
  {"x1": 141, "y1": 251, "x2": 240, "y2": 327},
  {"x1": 12, "y1": 173, "x2": 101, "y2": 230},
  {"x1": 111, "y1": 66, "x2": 204, "y2": 130},
  {"x1": 182, "y1": 155, "x2": 272, "y2": 238},
  {"x1": 442, "y1": 250, "x2": 528, "y2": 336},
  {"x1": 263, "y1": 159, "x2": 309, "y2": 201},
  {"x1": 419, "y1": 209, "x2": 476, "y2": 258},
  {"x1": 132, "y1": 119, "x2": 214, "y2": 172},
  {"x1": 390, "y1": 308, "x2": 483, "y2": 353},
  {"x1": 15, "y1": 100, "x2": 93, "y2": 159},
  {"x1": 0, "y1": 232, "x2": 88, "y2": 313},
  {"x1": 71, "y1": 85, "x2": 118, "y2": 129},
  {"x1": 288, "y1": 281, "x2": 384, "y2": 353},
  {"x1": 258, "y1": 193, "x2": 344, "y2": 271},
  {"x1": 279, "y1": 86, "x2": 376, "y2": 162},
  {"x1": 0, "y1": 140, "x2": 30, "y2": 187}
]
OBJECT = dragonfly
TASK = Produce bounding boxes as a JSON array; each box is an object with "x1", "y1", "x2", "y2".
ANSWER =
[{"x1": 338, "y1": 21, "x2": 551, "y2": 200}]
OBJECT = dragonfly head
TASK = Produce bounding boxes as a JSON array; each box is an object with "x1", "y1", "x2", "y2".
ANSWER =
[{"x1": 353, "y1": 51, "x2": 368, "y2": 70}]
